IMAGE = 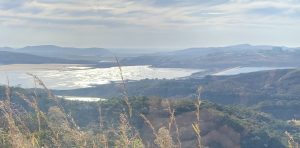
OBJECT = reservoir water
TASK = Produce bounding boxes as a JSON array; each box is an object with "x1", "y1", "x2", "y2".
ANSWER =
[{"x1": 0, "y1": 64, "x2": 201, "y2": 90}]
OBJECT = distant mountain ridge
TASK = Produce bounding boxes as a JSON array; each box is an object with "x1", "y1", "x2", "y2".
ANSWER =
[
  {"x1": 2, "y1": 44, "x2": 300, "y2": 67},
  {"x1": 0, "y1": 45, "x2": 113, "y2": 61},
  {"x1": 0, "y1": 51, "x2": 93, "y2": 64},
  {"x1": 121, "y1": 44, "x2": 300, "y2": 68}
]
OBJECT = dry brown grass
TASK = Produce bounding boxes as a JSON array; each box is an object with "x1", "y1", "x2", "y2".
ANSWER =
[
  {"x1": 192, "y1": 86, "x2": 203, "y2": 148},
  {"x1": 140, "y1": 113, "x2": 158, "y2": 138},
  {"x1": 155, "y1": 127, "x2": 174, "y2": 148},
  {"x1": 115, "y1": 56, "x2": 132, "y2": 118},
  {"x1": 140, "y1": 113, "x2": 175, "y2": 148},
  {"x1": 0, "y1": 75, "x2": 95, "y2": 147},
  {"x1": 115, "y1": 113, "x2": 144, "y2": 148},
  {"x1": 167, "y1": 100, "x2": 181, "y2": 148},
  {"x1": 0, "y1": 82, "x2": 31, "y2": 147}
]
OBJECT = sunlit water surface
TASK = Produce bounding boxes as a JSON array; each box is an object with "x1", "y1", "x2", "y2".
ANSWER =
[
  {"x1": 213, "y1": 67, "x2": 293, "y2": 76},
  {"x1": 0, "y1": 65, "x2": 201, "y2": 90}
]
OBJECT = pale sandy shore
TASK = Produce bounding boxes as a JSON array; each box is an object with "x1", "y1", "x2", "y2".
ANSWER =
[{"x1": 0, "y1": 64, "x2": 84, "y2": 71}]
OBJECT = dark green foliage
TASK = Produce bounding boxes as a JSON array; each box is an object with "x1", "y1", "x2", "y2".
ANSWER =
[{"x1": 60, "y1": 96, "x2": 150, "y2": 129}]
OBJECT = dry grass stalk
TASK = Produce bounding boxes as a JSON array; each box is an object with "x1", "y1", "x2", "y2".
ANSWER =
[
  {"x1": 154, "y1": 127, "x2": 174, "y2": 148},
  {"x1": 97, "y1": 102, "x2": 109, "y2": 148},
  {"x1": 98, "y1": 106, "x2": 103, "y2": 129},
  {"x1": 27, "y1": 73, "x2": 55, "y2": 99},
  {"x1": 167, "y1": 100, "x2": 174, "y2": 132},
  {"x1": 13, "y1": 74, "x2": 89, "y2": 147},
  {"x1": 16, "y1": 89, "x2": 63, "y2": 147},
  {"x1": 16, "y1": 90, "x2": 42, "y2": 132},
  {"x1": 4, "y1": 79, "x2": 11, "y2": 107},
  {"x1": 99, "y1": 134, "x2": 109, "y2": 148},
  {"x1": 16, "y1": 91, "x2": 62, "y2": 147},
  {"x1": 28, "y1": 73, "x2": 65, "y2": 113},
  {"x1": 1, "y1": 84, "x2": 31, "y2": 148},
  {"x1": 33, "y1": 84, "x2": 42, "y2": 132},
  {"x1": 28, "y1": 73, "x2": 71, "y2": 125},
  {"x1": 114, "y1": 56, "x2": 132, "y2": 118},
  {"x1": 116, "y1": 113, "x2": 144, "y2": 148},
  {"x1": 28, "y1": 74, "x2": 80, "y2": 130},
  {"x1": 167, "y1": 100, "x2": 181, "y2": 148},
  {"x1": 192, "y1": 86, "x2": 203, "y2": 148},
  {"x1": 140, "y1": 113, "x2": 174, "y2": 148},
  {"x1": 15, "y1": 92, "x2": 40, "y2": 130},
  {"x1": 0, "y1": 128, "x2": 9, "y2": 146},
  {"x1": 117, "y1": 113, "x2": 131, "y2": 147},
  {"x1": 140, "y1": 114, "x2": 157, "y2": 138},
  {"x1": 285, "y1": 131, "x2": 299, "y2": 148},
  {"x1": 114, "y1": 57, "x2": 144, "y2": 147}
]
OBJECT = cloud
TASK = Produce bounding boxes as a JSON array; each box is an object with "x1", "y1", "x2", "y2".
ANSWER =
[
  {"x1": 0, "y1": 0, "x2": 300, "y2": 29},
  {"x1": 0, "y1": 0, "x2": 300, "y2": 48},
  {"x1": 0, "y1": 0, "x2": 27, "y2": 9}
]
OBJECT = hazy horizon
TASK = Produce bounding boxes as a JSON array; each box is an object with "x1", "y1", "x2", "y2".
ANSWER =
[{"x1": 1, "y1": 43, "x2": 299, "y2": 51}]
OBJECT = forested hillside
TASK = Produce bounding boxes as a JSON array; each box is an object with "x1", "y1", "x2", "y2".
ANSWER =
[{"x1": 0, "y1": 85, "x2": 299, "y2": 147}]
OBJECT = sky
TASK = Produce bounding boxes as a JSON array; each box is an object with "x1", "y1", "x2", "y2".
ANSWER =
[{"x1": 0, "y1": 0, "x2": 300, "y2": 49}]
